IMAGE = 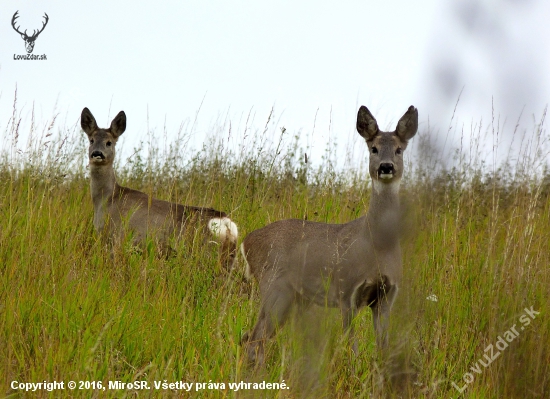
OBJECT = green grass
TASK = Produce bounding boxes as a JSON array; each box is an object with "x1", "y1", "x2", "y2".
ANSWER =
[{"x1": 1, "y1": 105, "x2": 549, "y2": 398}]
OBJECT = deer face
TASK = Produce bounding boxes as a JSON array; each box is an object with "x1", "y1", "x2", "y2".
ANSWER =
[
  {"x1": 356, "y1": 106, "x2": 418, "y2": 184},
  {"x1": 81, "y1": 108, "x2": 126, "y2": 167}
]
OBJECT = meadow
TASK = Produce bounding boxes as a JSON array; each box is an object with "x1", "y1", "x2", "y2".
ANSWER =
[{"x1": 1, "y1": 103, "x2": 549, "y2": 398}]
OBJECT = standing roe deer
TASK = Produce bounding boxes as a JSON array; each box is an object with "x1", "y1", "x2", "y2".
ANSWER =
[
  {"x1": 80, "y1": 107, "x2": 238, "y2": 269},
  {"x1": 240, "y1": 105, "x2": 418, "y2": 363}
]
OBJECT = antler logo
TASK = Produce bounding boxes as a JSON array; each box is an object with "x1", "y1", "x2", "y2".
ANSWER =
[{"x1": 11, "y1": 11, "x2": 49, "y2": 54}]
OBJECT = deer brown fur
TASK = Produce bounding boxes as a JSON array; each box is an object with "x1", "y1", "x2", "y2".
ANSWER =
[{"x1": 240, "y1": 105, "x2": 418, "y2": 364}]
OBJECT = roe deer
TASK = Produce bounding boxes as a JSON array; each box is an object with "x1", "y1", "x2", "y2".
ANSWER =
[
  {"x1": 240, "y1": 105, "x2": 418, "y2": 363},
  {"x1": 80, "y1": 107, "x2": 238, "y2": 269}
]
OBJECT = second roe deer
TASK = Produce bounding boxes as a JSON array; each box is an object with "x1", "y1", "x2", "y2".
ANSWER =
[
  {"x1": 81, "y1": 107, "x2": 238, "y2": 269},
  {"x1": 240, "y1": 105, "x2": 418, "y2": 363}
]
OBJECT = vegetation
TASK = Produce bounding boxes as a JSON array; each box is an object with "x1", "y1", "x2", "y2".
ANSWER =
[{"x1": 1, "y1": 102, "x2": 549, "y2": 398}]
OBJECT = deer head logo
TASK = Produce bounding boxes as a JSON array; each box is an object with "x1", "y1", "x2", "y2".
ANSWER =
[{"x1": 11, "y1": 11, "x2": 49, "y2": 54}]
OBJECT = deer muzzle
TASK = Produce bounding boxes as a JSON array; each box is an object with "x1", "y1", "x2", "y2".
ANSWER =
[
  {"x1": 90, "y1": 151, "x2": 105, "y2": 161},
  {"x1": 378, "y1": 163, "x2": 394, "y2": 179}
]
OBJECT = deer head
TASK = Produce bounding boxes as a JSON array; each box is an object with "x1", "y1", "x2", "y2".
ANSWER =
[
  {"x1": 81, "y1": 108, "x2": 127, "y2": 167},
  {"x1": 357, "y1": 105, "x2": 418, "y2": 184},
  {"x1": 12, "y1": 11, "x2": 49, "y2": 54}
]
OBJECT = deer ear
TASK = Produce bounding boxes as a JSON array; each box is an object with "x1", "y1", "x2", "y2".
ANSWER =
[
  {"x1": 110, "y1": 111, "x2": 126, "y2": 138},
  {"x1": 81, "y1": 108, "x2": 98, "y2": 136},
  {"x1": 396, "y1": 106, "x2": 418, "y2": 142},
  {"x1": 356, "y1": 106, "x2": 379, "y2": 140}
]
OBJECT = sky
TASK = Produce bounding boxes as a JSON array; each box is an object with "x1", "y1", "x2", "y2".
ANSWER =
[
  {"x1": 1, "y1": 0, "x2": 549, "y2": 170},
  {"x1": 418, "y1": 0, "x2": 550, "y2": 168}
]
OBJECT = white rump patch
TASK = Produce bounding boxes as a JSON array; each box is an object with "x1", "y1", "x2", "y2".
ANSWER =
[{"x1": 208, "y1": 217, "x2": 238, "y2": 243}]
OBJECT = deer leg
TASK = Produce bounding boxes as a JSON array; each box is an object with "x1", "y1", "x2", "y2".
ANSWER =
[
  {"x1": 243, "y1": 282, "x2": 295, "y2": 364},
  {"x1": 220, "y1": 238, "x2": 237, "y2": 271},
  {"x1": 371, "y1": 285, "x2": 398, "y2": 350},
  {"x1": 341, "y1": 305, "x2": 358, "y2": 355}
]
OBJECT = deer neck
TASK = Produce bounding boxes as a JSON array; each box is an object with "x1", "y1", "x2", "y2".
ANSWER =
[
  {"x1": 89, "y1": 163, "x2": 118, "y2": 231},
  {"x1": 365, "y1": 180, "x2": 401, "y2": 248},
  {"x1": 90, "y1": 163, "x2": 117, "y2": 201}
]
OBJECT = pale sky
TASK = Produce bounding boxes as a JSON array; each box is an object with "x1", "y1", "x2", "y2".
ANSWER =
[{"x1": 1, "y1": 0, "x2": 548, "y2": 169}]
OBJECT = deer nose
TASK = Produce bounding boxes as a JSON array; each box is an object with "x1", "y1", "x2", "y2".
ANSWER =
[
  {"x1": 91, "y1": 151, "x2": 105, "y2": 159},
  {"x1": 379, "y1": 163, "x2": 394, "y2": 175}
]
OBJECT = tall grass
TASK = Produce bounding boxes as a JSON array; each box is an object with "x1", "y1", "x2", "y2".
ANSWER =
[{"x1": 1, "y1": 101, "x2": 549, "y2": 398}]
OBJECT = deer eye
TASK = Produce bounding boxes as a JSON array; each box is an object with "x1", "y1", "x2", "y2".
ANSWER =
[
  {"x1": 106, "y1": 141, "x2": 112, "y2": 147},
  {"x1": 371, "y1": 146, "x2": 378, "y2": 154},
  {"x1": 90, "y1": 139, "x2": 94, "y2": 144},
  {"x1": 396, "y1": 147, "x2": 402, "y2": 155}
]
